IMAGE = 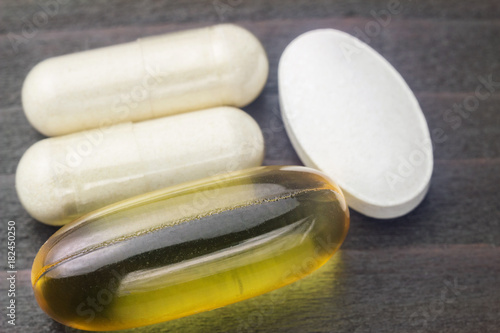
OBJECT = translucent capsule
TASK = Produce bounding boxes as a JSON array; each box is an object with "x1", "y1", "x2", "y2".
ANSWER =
[{"x1": 32, "y1": 166, "x2": 349, "y2": 331}]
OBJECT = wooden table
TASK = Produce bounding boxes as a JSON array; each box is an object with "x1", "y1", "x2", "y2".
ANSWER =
[{"x1": 1, "y1": 1, "x2": 499, "y2": 332}]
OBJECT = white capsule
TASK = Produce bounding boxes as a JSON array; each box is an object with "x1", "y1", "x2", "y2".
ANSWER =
[
  {"x1": 22, "y1": 24, "x2": 268, "y2": 136},
  {"x1": 279, "y1": 29, "x2": 433, "y2": 218},
  {"x1": 16, "y1": 107, "x2": 264, "y2": 226}
]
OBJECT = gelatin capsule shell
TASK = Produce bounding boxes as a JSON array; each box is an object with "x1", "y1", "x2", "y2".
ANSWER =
[
  {"x1": 22, "y1": 24, "x2": 268, "y2": 136},
  {"x1": 32, "y1": 166, "x2": 349, "y2": 331},
  {"x1": 16, "y1": 106, "x2": 264, "y2": 226}
]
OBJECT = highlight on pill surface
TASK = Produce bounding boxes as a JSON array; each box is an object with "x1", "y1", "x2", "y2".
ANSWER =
[
  {"x1": 32, "y1": 166, "x2": 349, "y2": 331},
  {"x1": 22, "y1": 24, "x2": 269, "y2": 136},
  {"x1": 16, "y1": 106, "x2": 264, "y2": 226}
]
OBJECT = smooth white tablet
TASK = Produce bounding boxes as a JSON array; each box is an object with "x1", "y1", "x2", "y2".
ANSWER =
[
  {"x1": 279, "y1": 29, "x2": 433, "y2": 218},
  {"x1": 16, "y1": 107, "x2": 264, "y2": 226},
  {"x1": 22, "y1": 24, "x2": 268, "y2": 136}
]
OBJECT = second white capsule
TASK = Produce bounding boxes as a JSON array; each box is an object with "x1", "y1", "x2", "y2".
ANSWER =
[{"x1": 16, "y1": 107, "x2": 264, "y2": 226}]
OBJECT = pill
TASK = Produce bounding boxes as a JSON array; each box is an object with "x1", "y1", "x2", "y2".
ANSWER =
[
  {"x1": 31, "y1": 165, "x2": 349, "y2": 331},
  {"x1": 16, "y1": 107, "x2": 264, "y2": 226},
  {"x1": 22, "y1": 24, "x2": 269, "y2": 136},
  {"x1": 279, "y1": 29, "x2": 433, "y2": 218}
]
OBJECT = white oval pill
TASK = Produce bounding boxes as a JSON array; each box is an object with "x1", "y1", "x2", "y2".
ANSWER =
[
  {"x1": 16, "y1": 107, "x2": 264, "y2": 225},
  {"x1": 279, "y1": 29, "x2": 433, "y2": 218},
  {"x1": 22, "y1": 24, "x2": 268, "y2": 136}
]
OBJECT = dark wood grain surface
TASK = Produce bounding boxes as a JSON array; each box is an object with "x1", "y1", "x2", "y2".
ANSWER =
[{"x1": 1, "y1": 1, "x2": 499, "y2": 332}]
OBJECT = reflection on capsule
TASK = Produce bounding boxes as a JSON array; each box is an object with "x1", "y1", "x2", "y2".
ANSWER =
[{"x1": 32, "y1": 166, "x2": 349, "y2": 331}]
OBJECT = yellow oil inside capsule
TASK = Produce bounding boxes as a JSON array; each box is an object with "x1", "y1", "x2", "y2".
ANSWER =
[{"x1": 32, "y1": 166, "x2": 349, "y2": 331}]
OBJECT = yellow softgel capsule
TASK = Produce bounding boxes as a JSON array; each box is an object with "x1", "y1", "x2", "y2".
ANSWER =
[{"x1": 32, "y1": 166, "x2": 349, "y2": 331}]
